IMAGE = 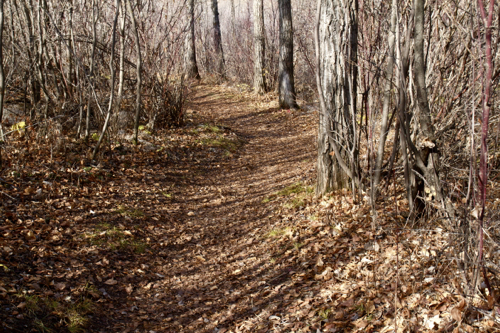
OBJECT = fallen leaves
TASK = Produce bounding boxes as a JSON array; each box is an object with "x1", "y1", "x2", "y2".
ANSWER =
[
  {"x1": 0, "y1": 84, "x2": 498, "y2": 333},
  {"x1": 104, "y1": 279, "x2": 118, "y2": 286}
]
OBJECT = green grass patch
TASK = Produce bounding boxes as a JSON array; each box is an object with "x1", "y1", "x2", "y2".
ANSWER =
[
  {"x1": 84, "y1": 222, "x2": 148, "y2": 254},
  {"x1": 277, "y1": 182, "x2": 313, "y2": 196},
  {"x1": 198, "y1": 137, "x2": 240, "y2": 152},
  {"x1": 318, "y1": 308, "x2": 331, "y2": 320},
  {"x1": 293, "y1": 242, "x2": 304, "y2": 250},
  {"x1": 18, "y1": 294, "x2": 94, "y2": 333},
  {"x1": 201, "y1": 124, "x2": 222, "y2": 133},
  {"x1": 266, "y1": 227, "x2": 290, "y2": 238},
  {"x1": 261, "y1": 195, "x2": 276, "y2": 204},
  {"x1": 263, "y1": 182, "x2": 313, "y2": 208},
  {"x1": 115, "y1": 205, "x2": 145, "y2": 218}
]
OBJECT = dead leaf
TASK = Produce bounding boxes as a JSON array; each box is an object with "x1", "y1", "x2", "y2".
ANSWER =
[
  {"x1": 105, "y1": 279, "x2": 118, "y2": 285},
  {"x1": 25, "y1": 230, "x2": 36, "y2": 241},
  {"x1": 54, "y1": 282, "x2": 66, "y2": 291}
]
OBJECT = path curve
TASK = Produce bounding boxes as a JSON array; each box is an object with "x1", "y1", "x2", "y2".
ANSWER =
[{"x1": 145, "y1": 84, "x2": 317, "y2": 332}]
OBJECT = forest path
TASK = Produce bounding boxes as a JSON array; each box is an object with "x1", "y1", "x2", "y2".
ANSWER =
[
  {"x1": 0, "y1": 83, "x2": 317, "y2": 333},
  {"x1": 138, "y1": 83, "x2": 317, "y2": 332}
]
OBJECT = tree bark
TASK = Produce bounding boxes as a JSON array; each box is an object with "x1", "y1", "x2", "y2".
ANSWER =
[
  {"x1": 315, "y1": 0, "x2": 359, "y2": 195},
  {"x1": 253, "y1": 0, "x2": 266, "y2": 94},
  {"x1": 278, "y1": 0, "x2": 298, "y2": 109},
  {"x1": 85, "y1": 0, "x2": 97, "y2": 141},
  {"x1": 211, "y1": 0, "x2": 225, "y2": 79},
  {"x1": 185, "y1": 0, "x2": 200, "y2": 80},
  {"x1": 92, "y1": 0, "x2": 121, "y2": 160},
  {"x1": 372, "y1": 0, "x2": 397, "y2": 196},
  {"x1": 0, "y1": 0, "x2": 4, "y2": 144},
  {"x1": 412, "y1": 0, "x2": 440, "y2": 214},
  {"x1": 126, "y1": 0, "x2": 142, "y2": 145},
  {"x1": 116, "y1": 0, "x2": 126, "y2": 114}
]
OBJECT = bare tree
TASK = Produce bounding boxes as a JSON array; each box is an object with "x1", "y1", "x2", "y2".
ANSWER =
[
  {"x1": 85, "y1": 0, "x2": 98, "y2": 141},
  {"x1": 92, "y1": 0, "x2": 121, "y2": 160},
  {"x1": 278, "y1": 0, "x2": 298, "y2": 109},
  {"x1": 126, "y1": 0, "x2": 142, "y2": 144},
  {"x1": 0, "y1": 0, "x2": 4, "y2": 148},
  {"x1": 372, "y1": 0, "x2": 397, "y2": 198},
  {"x1": 315, "y1": 0, "x2": 358, "y2": 194},
  {"x1": 184, "y1": 0, "x2": 200, "y2": 79},
  {"x1": 211, "y1": 0, "x2": 225, "y2": 78},
  {"x1": 253, "y1": 0, "x2": 266, "y2": 94}
]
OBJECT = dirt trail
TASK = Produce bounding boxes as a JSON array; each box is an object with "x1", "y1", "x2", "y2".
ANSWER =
[
  {"x1": 0, "y1": 83, "x2": 317, "y2": 333},
  {"x1": 133, "y1": 84, "x2": 316, "y2": 332}
]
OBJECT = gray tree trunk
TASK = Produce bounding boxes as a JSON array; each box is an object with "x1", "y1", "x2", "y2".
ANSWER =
[
  {"x1": 0, "y1": 0, "x2": 4, "y2": 144},
  {"x1": 278, "y1": 0, "x2": 298, "y2": 109},
  {"x1": 372, "y1": 0, "x2": 397, "y2": 196},
  {"x1": 126, "y1": 0, "x2": 142, "y2": 144},
  {"x1": 400, "y1": 0, "x2": 453, "y2": 218},
  {"x1": 116, "y1": 0, "x2": 126, "y2": 113},
  {"x1": 315, "y1": 0, "x2": 358, "y2": 195},
  {"x1": 85, "y1": 0, "x2": 97, "y2": 141},
  {"x1": 92, "y1": 0, "x2": 121, "y2": 160},
  {"x1": 184, "y1": 0, "x2": 200, "y2": 79},
  {"x1": 211, "y1": 0, "x2": 225, "y2": 78},
  {"x1": 253, "y1": 0, "x2": 266, "y2": 94}
]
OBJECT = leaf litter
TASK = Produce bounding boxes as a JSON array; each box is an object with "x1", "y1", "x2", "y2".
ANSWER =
[{"x1": 0, "y1": 83, "x2": 499, "y2": 332}]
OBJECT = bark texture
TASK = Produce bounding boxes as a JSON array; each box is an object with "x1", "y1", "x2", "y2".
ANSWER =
[
  {"x1": 278, "y1": 0, "x2": 298, "y2": 109},
  {"x1": 211, "y1": 0, "x2": 225, "y2": 78},
  {"x1": 185, "y1": 0, "x2": 200, "y2": 80},
  {"x1": 372, "y1": 0, "x2": 397, "y2": 195},
  {"x1": 315, "y1": 0, "x2": 358, "y2": 195},
  {"x1": 253, "y1": 0, "x2": 266, "y2": 94},
  {"x1": 0, "y1": 0, "x2": 4, "y2": 146},
  {"x1": 411, "y1": 0, "x2": 441, "y2": 214}
]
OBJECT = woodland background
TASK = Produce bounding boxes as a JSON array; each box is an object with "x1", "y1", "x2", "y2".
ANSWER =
[{"x1": 0, "y1": 0, "x2": 500, "y2": 332}]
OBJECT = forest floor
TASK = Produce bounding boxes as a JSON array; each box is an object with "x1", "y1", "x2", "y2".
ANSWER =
[{"x1": 0, "y1": 83, "x2": 498, "y2": 332}]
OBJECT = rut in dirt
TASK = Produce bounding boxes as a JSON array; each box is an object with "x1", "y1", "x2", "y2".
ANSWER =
[{"x1": 126, "y1": 84, "x2": 316, "y2": 332}]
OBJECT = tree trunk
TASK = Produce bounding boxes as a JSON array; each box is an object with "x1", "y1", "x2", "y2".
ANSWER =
[
  {"x1": 126, "y1": 0, "x2": 142, "y2": 144},
  {"x1": 278, "y1": 0, "x2": 298, "y2": 109},
  {"x1": 211, "y1": 0, "x2": 225, "y2": 79},
  {"x1": 315, "y1": 0, "x2": 359, "y2": 195},
  {"x1": 184, "y1": 0, "x2": 200, "y2": 79},
  {"x1": 410, "y1": 0, "x2": 441, "y2": 215},
  {"x1": 0, "y1": 0, "x2": 4, "y2": 144},
  {"x1": 116, "y1": 0, "x2": 126, "y2": 115},
  {"x1": 92, "y1": 0, "x2": 121, "y2": 160},
  {"x1": 21, "y1": 0, "x2": 41, "y2": 107},
  {"x1": 230, "y1": 0, "x2": 236, "y2": 36},
  {"x1": 85, "y1": 0, "x2": 97, "y2": 141},
  {"x1": 372, "y1": 0, "x2": 397, "y2": 196},
  {"x1": 253, "y1": 0, "x2": 266, "y2": 94}
]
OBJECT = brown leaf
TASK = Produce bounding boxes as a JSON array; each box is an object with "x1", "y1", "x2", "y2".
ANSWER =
[
  {"x1": 25, "y1": 230, "x2": 36, "y2": 241},
  {"x1": 104, "y1": 279, "x2": 118, "y2": 285},
  {"x1": 54, "y1": 282, "x2": 66, "y2": 291}
]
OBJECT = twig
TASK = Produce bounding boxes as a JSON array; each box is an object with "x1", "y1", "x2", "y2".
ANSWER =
[{"x1": 0, "y1": 190, "x2": 16, "y2": 200}]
